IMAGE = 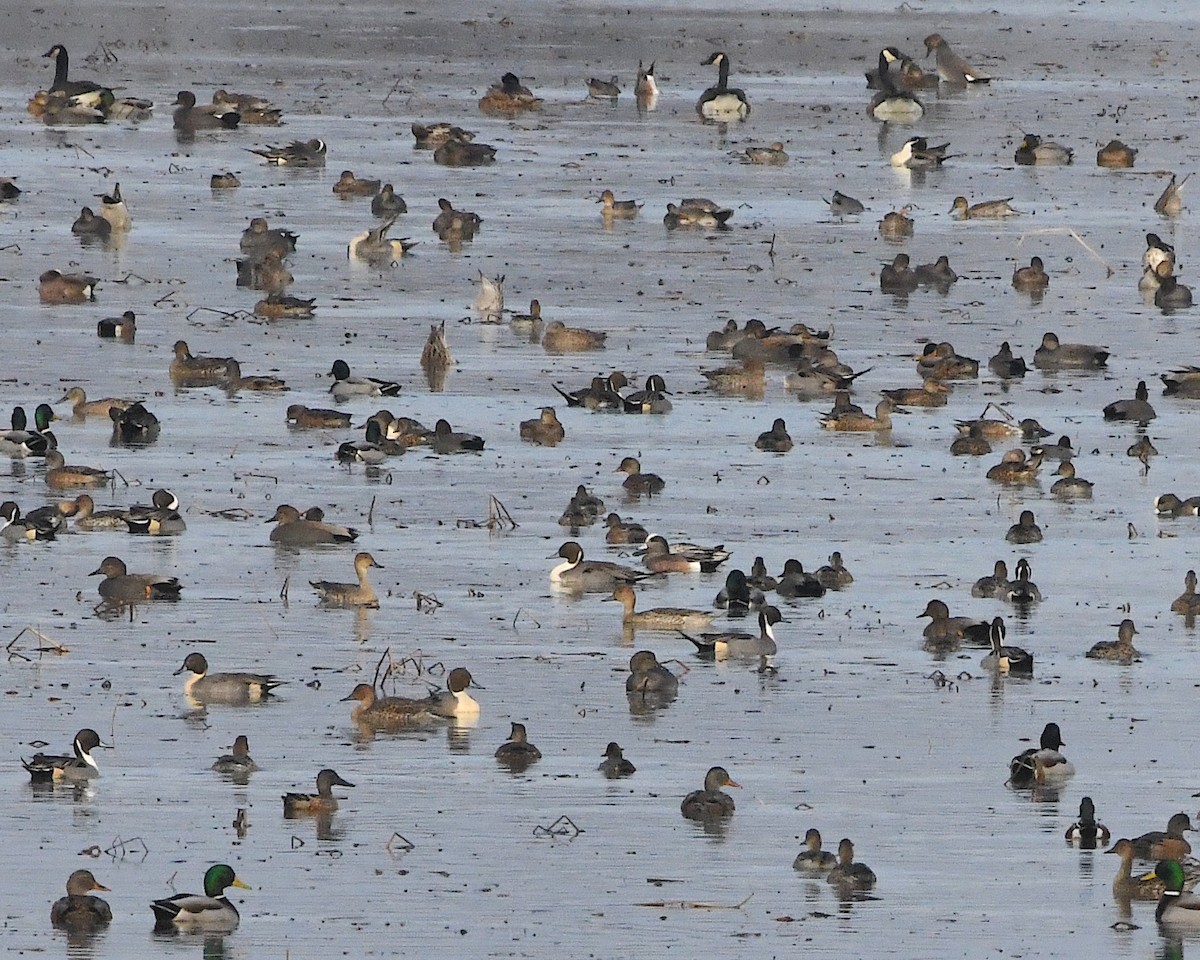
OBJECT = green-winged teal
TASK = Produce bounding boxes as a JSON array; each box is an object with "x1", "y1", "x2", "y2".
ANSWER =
[
  {"x1": 827, "y1": 839, "x2": 877, "y2": 888},
  {"x1": 1015, "y1": 133, "x2": 1072, "y2": 165},
  {"x1": 793, "y1": 829, "x2": 837, "y2": 872},
  {"x1": 212, "y1": 735, "x2": 257, "y2": 775}
]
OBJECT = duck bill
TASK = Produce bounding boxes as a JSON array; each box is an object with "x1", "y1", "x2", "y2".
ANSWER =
[
  {"x1": 232, "y1": 877, "x2": 252, "y2": 890},
  {"x1": 726, "y1": 779, "x2": 742, "y2": 789}
]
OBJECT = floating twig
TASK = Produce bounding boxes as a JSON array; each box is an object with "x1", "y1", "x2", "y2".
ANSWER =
[
  {"x1": 385, "y1": 832, "x2": 415, "y2": 855},
  {"x1": 637, "y1": 893, "x2": 754, "y2": 910},
  {"x1": 1018, "y1": 227, "x2": 1114, "y2": 277},
  {"x1": 532, "y1": 815, "x2": 583, "y2": 839}
]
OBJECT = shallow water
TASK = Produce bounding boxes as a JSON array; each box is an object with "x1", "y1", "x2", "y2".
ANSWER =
[{"x1": 2, "y1": 2, "x2": 1200, "y2": 958}]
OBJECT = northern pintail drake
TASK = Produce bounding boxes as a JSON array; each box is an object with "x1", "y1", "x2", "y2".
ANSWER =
[
  {"x1": 434, "y1": 137, "x2": 497, "y2": 167},
  {"x1": 412, "y1": 122, "x2": 476, "y2": 149},
  {"x1": 311, "y1": 552, "x2": 383, "y2": 607},
  {"x1": 175, "y1": 652, "x2": 281, "y2": 703},
  {"x1": 988, "y1": 341, "x2": 1027, "y2": 379},
  {"x1": 971, "y1": 560, "x2": 1010, "y2": 599},
  {"x1": 333, "y1": 170, "x2": 380, "y2": 196},
  {"x1": 552, "y1": 373, "x2": 625, "y2": 409},
  {"x1": 172, "y1": 90, "x2": 240, "y2": 131},
  {"x1": 635, "y1": 60, "x2": 658, "y2": 109},
  {"x1": 916, "y1": 342, "x2": 979, "y2": 380},
  {"x1": 1012, "y1": 257, "x2": 1049, "y2": 295},
  {"x1": 826, "y1": 190, "x2": 865, "y2": 218},
  {"x1": 879, "y1": 206, "x2": 914, "y2": 239},
  {"x1": 1006, "y1": 558, "x2": 1042, "y2": 603},
  {"x1": 150, "y1": 864, "x2": 250, "y2": 932},
  {"x1": 882, "y1": 379, "x2": 951, "y2": 407},
  {"x1": 1155, "y1": 493, "x2": 1200, "y2": 517},
  {"x1": 57, "y1": 386, "x2": 130, "y2": 419},
  {"x1": 433, "y1": 198, "x2": 482, "y2": 243},
  {"x1": 551, "y1": 541, "x2": 653, "y2": 591},
  {"x1": 607, "y1": 584, "x2": 713, "y2": 631},
  {"x1": 1005, "y1": 510, "x2": 1042, "y2": 544},
  {"x1": 816, "y1": 552, "x2": 853, "y2": 590},
  {"x1": 96, "y1": 183, "x2": 130, "y2": 232},
  {"x1": 918, "y1": 598, "x2": 989, "y2": 645},
  {"x1": 347, "y1": 217, "x2": 417, "y2": 263},
  {"x1": 890, "y1": 137, "x2": 951, "y2": 170},
  {"x1": 0, "y1": 502, "x2": 55, "y2": 542},
  {"x1": 599, "y1": 741, "x2": 636, "y2": 778},
  {"x1": 431, "y1": 419, "x2": 484, "y2": 453},
  {"x1": 1008, "y1": 722, "x2": 1074, "y2": 787},
  {"x1": 268, "y1": 503, "x2": 358, "y2": 545},
  {"x1": 240, "y1": 217, "x2": 298, "y2": 259},
  {"x1": 598, "y1": 189, "x2": 642, "y2": 219},
  {"x1": 212, "y1": 735, "x2": 257, "y2": 775},
  {"x1": 250, "y1": 138, "x2": 327, "y2": 166},
  {"x1": 1150, "y1": 860, "x2": 1200, "y2": 923},
  {"x1": 742, "y1": 141, "x2": 789, "y2": 164},
  {"x1": 684, "y1": 606, "x2": 782, "y2": 659},
  {"x1": 1086, "y1": 619, "x2": 1141, "y2": 663},
  {"x1": 212, "y1": 89, "x2": 281, "y2": 123},
  {"x1": 428, "y1": 667, "x2": 482, "y2": 719},
  {"x1": 342, "y1": 683, "x2": 435, "y2": 727},
  {"x1": 1172, "y1": 571, "x2": 1200, "y2": 616},
  {"x1": 626, "y1": 649, "x2": 679, "y2": 699},
  {"x1": 714, "y1": 568, "x2": 766, "y2": 612},
  {"x1": 283, "y1": 768, "x2": 354, "y2": 815},
  {"x1": 776, "y1": 559, "x2": 826, "y2": 598},
  {"x1": 71, "y1": 206, "x2": 111, "y2": 240},
  {"x1": 478, "y1": 73, "x2": 542, "y2": 116},
  {"x1": 1155, "y1": 173, "x2": 1189, "y2": 216},
  {"x1": 1097, "y1": 139, "x2": 1136, "y2": 168},
  {"x1": 371, "y1": 184, "x2": 407, "y2": 217},
  {"x1": 1015, "y1": 133, "x2": 1072, "y2": 165},
  {"x1": 980, "y1": 617, "x2": 1033, "y2": 674},
  {"x1": 1129, "y1": 814, "x2": 1194, "y2": 861},
  {"x1": 1051, "y1": 461, "x2": 1093, "y2": 498},
  {"x1": 923, "y1": 33, "x2": 990, "y2": 83},
  {"x1": 793, "y1": 828, "x2": 838, "y2": 872},
  {"x1": 519, "y1": 407, "x2": 565, "y2": 446},
  {"x1": 1034, "y1": 332, "x2": 1108, "y2": 369},
  {"x1": 586, "y1": 75, "x2": 621, "y2": 98},
  {"x1": 170, "y1": 339, "x2": 234, "y2": 386},
  {"x1": 681, "y1": 766, "x2": 739, "y2": 820},
  {"x1": 543, "y1": 320, "x2": 607, "y2": 353},
  {"x1": 22, "y1": 728, "x2": 106, "y2": 782},
  {"x1": 623, "y1": 375, "x2": 672, "y2": 415},
  {"x1": 39, "y1": 269, "x2": 97, "y2": 304},
  {"x1": 640, "y1": 535, "x2": 729, "y2": 574},
  {"x1": 755, "y1": 418, "x2": 793, "y2": 452},
  {"x1": 663, "y1": 199, "x2": 733, "y2": 229},
  {"x1": 950, "y1": 196, "x2": 1019, "y2": 219},
  {"x1": 821, "y1": 397, "x2": 900, "y2": 432},
  {"x1": 558, "y1": 484, "x2": 605, "y2": 528},
  {"x1": 328, "y1": 359, "x2": 401, "y2": 400},
  {"x1": 45, "y1": 450, "x2": 109, "y2": 489},
  {"x1": 880, "y1": 254, "x2": 918, "y2": 294},
  {"x1": 495, "y1": 722, "x2": 541, "y2": 768},
  {"x1": 827, "y1": 840, "x2": 876, "y2": 890},
  {"x1": 470, "y1": 270, "x2": 504, "y2": 321},
  {"x1": 702, "y1": 357, "x2": 765, "y2": 395},
  {"x1": 605, "y1": 512, "x2": 649, "y2": 545},
  {"x1": 696, "y1": 52, "x2": 749, "y2": 119},
  {"x1": 616, "y1": 456, "x2": 664, "y2": 496},
  {"x1": 51, "y1": 870, "x2": 111, "y2": 930},
  {"x1": 1067, "y1": 797, "x2": 1111, "y2": 848}
]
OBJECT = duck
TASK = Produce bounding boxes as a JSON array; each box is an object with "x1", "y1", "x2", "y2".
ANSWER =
[
  {"x1": 826, "y1": 190, "x2": 865, "y2": 218},
  {"x1": 1107, "y1": 840, "x2": 1180, "y2": 900},
  {"x1": 110, "y1": 401, "x2": 160, "y2": 444},
  {"x1": 347, "y1": 218, "x2": 416, "y2": 263},
  {"x1": 714, "y1": 569, "x2": 766, "y2": 613},
  {"x1": 433, "y1": 138, "x2": 497, "y2": 167},
  {"x1": 1030, "y1": 435, "x2": 1075, "y2": 463},
  {"x1": 684, "y1": 606, "x2": 783, "y2": 659},
  {"x1": 586, "y1": 75, "x2": 621, "y2": 99},
  {"x1": 51, "y1": 870, "x2": 112, "y2": 930},
  {"x1": 332, "y1": 170, "x2": 380, "y2": 197},
  {"x1": 980, "y1": 617, "x2": 1033, "y2": 674},
  {"x1": 626, "y1": 650, "x2": 679, "y2": 699},
  {"x1": 236, "y1": 248, "x2": 293, "y2": 291},
  {"x1": 267, "y1": 503, "x2": 357, "y2": 545},
  {"x1": 430, "y1": 419, "x2": 484, "y2": 454},
  {"x1": 696, "y1": 51, "x2": 749, "y2": 119},
  {"x1": 150, "y1": 864, "x2": 250, "y2": 932},
  {"x1": 1066, "y1": 797, "x2": 1111, "y2": 848},
  {"x1": 606, "y1": 584, "x2": 713, "y2": 631},
  {"x1": 1014, "y1": 133, "x2": 1072, "y2": 165},
  {"x1": 914, "y1": 255, "x2": 958, "y2": 291},
  {"x1": 478, "y1": 73, "x2": 542, "y2": 115},
  {"x1": 64, "y1": 494, "x2": 127, "y2": 532},
  {"x1": 755, "y1": 418, "x2": 793, "y2": 452},
  {"x1": 950, "y1": 196, "x2": 1019, "y2": 219},
  {"x1": 1097, "y1": 139, "x2": 1137, "y2": 168},
  {"x1": 879, "y1": 206, "x2": 914, "y2": 239},
  {"x1": 746, "y1": 557, "x2": 778, "y2": 592},
  {"x1": 1155, "y1": 493, "x2": 1200, "y2": 517},
  {"x1": 1155, "y1": 173, "x2": 1189, "y2": 216},
  {"x1": 172, "y1": 90, "x2": 240, "y2": 130},
  {"x1": 868, "y1": 50, "x2": 924, "y2": 120},
  {"x1": 614, "y1": 456, "x2": 664, "y2": 497},
  {"x1": 411, "y1": 122, "x2": 476, "y2": 148},
  {"x1": 0, "y1": 502, "x2": 55, "y2": 542},
  {"x1": 175, "y1": 652, "x2": 280, "y2": 703},
  {"x1": 605, "y1": 513, "x2": 649, "y2": 545},
  {"x1": 950, "y1": 423, "x2": 992, "y2": 456},
  {"x1": 621, "y1": 375, "x2": 672, "y2": 415},
  {"x1": 793, "y1": 828, "x2": 838, "y2": 872},
  {"x1": 96, "y1": 183, "x2": 131, "y2": 232},
  {"x1": 663, "y1": 201, "x2": 733, "y2": 229},
  {"x1": 57, "y1": 386, "x2": 130, "y2": 420},
  {"x1": 1156, "y1": 267, "x2": 1194, "y2": 311},
  {"x1": 598, "y1": 189, "x2": 642, "y2": 220},
  {"x1": 283, "y1": 768, "x2": 354, "y2": 815},
  {"x1": 820, "y1": 397, "x2": 900, "y2": 432},
  {"x1": 923, "y1": 33, "x2": 990, "y2": 83},
  {"x1": 518, "y1": 407, "x2": 565, "y2": 446},
  {"x1": 212, "y1": 735, "x2": 257, "y2": 775},
  {"x1": 1051, "y1": 461, "x2": 1093, "y2": 499},
  {"x1": 889, "y1": 137, "x2": 951, "y2": 170},
  {"x1": 328, "y1": 359, "x2": 401, "y2": 400},
  {"x1": 1006, "y1": 509, "x2": 1043, "y2": 544},
  {"x1": 957, "y1": 416, "x2": 1047, "y2": 443},
  {"x1": 1008, "y1": 722, "x2": 1075, "y2": 786},
  {"x1": 249, "y1": 138, "x2": 327, "y2": 166},
  {"x1": 882, "y1": 379, "x2": 951, "y2": 407},
  {"x1": 680, "y1": 766, "x2": 739, "y2": 820},
  {"x1": 311, "y1": 552, "x2": 383, "y2": 607},
  {"x1": 210, "y1": 171, "x2": 240, "y2": 188},
  {"x1": 1012, "y1": 257, "x2": 1049, "y2": 295},
  {"x1": 427, "y1": 667, "x2": 482, "y2": 720},
  {"x1": 495, "y1": 722, "x2": 541, "y2": 768},
  {"x1": 599, "y1": 742, "x2": 636, "y2": 778},
  {"x1": 1086, "y1": 619, "x2": 1141, "y2": 664},
  {"x1": 971, "y1": 560, "x2": 1011, "y2": 599},
  {"x1": 43, "y1": 450, "x2": 107, "y2": 489},
  {"x1": 815, "y1": 552, "x2": 854, "y2": 590},
  {"x1": 880, "y1": 254, "x2": 919, "y2": 294},
  {"x1": 918, "y1": 598, "x2": 990, "y2": 645},
  {"x1": 558, "y1": 485, "x2": 605, "y2": 528},
  {"x1": 987, "y1": 342, "x2": 1028, "y2": 380},
  {"x1": 1128, "y1": 435, "x2": 1159, "y2": 460},
  {"x1": 542, "y1": 320, "x2": 607, "y2": 353},
  {"x1": 433, "y1": 198, "x2": 482, "y2": 242},
  {"x1": 1130, "y1": 814, "x2": 1194, "y2": 860},
  {"x1": 550, "y1": 541, "x2": 652, "y2": 592},
  {"x1": 635, "y1": 60, "x2": 658, "y2": 109},
  {"x1": 775, "y1": 559, "x2": 826, "y2": 598},
  {"x1": 702, "y1": 357, "x2": 765, "y2": 395},
  {"x1": 212, "y1": 89, "x2": 281, "y2": 124},
  {"x1": 240, "y1": 217, "x2": 298, "y2": 259},
  {"x1": 640, "y1": 535, "x2": 729, "y2": 574},
  {"x1": 827, "y1": 839, "x2": 877, "y2": 888},
  {"x1": 22, "y1": 728, "x2": 106, "y2": 782},
  {"x1": 1006, "y1": 558, "x2": 1042, "y2": 603},
  {"x1": 742, "y1": 141, "x2": 789, "y2": 164},
  {"x1": 1171, "y1": 571, "x2": 1200, "y2": 616},
  {"x1": 916, "y1": 342, "x2": 979, "y2": 380},
  {"x1": 1033, "y1": 331, "x2": 1109, "y2": 369},
  {"x1": 341, "y1": 683, "x2": 435, "y2": 727},
  {"x1": 371, "y1": 184, "x2": 407, "y2": 218},
  {"x1": 39, "y1": 269, "x2": 97, "y2": 304},
  {"x1": 122, "y1": 488, "x2": 186, "y2": 536},
  {"x1": 170, "y1": 340, "x2": 235, "y2": 386},
  {"x1": 71, "y1": 206, "x2": 111, "y2": 240}
]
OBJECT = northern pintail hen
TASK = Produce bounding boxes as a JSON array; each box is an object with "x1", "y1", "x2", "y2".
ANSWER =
[
  {"x1": 551, "y1": 541, "x2": 653, "y2": 591},
  {"x1": 347, "y1": 217, "x2": 416, "y2": 263},
  {"x1": 22, "y1": 728, "x2": 107, "y2": 782},
  {"x1": 980, "y1": 617, "x2": 1033, "y2": 674},
  {"x1": 684, "y1": 606, "x2": 783, "y2": 658},
  {"x1": 1015, "y1": 133, "x2": 1072, "y2": 165},
  {"x1": 250, "y1": 138, "x2": 327, "y2": 166},
  {"x1": 640, "y1": 535, "x2": 729, "y2": 573},
  {"x1": 702, "y1": 357, "x2": 764, "y2": 395},
  {"x1": 328, "y1": 359, "x2": 401, "y2": 400},
  {"x1": 543, "y1": 320, "x2": 607, "y2": 353},
  {"x1": 1066, "y1": 797, "x2": 1110, "y2": 848},
  {"x1": 1129, "y1": 813, "x2": 1194, "y2": 861},
  {"x1": 212, "y1": 735, "x2": 257, "y2": 775},
  {"x1": 342, "y1": 683, "x2": 435, "y2": 727},
  {"x1": 150, "y1": 864, "x2": 250, "y2": 932},
  {"x1": 918, "y1": 598, "x2": 989, "y2": 645},
  {"x1": 821, "y1": 397, "x2": 901, "y2": 432},
  {"x1": 793, "y1": 829, "x2": 838, "y2": 872},
  {"x1": 332, "y1": 170, "x2": 381, "y2": 197},
  {"x1": 91, "y1": 556, "x2": 180, "y2": 602},
  {"x1": 96, "y1": 183, "x2": 130, "y2": 233},
  {"x1": 519, "y1": 407, "x2": 565, "y2": 446},
  {"x1": 1008, "y1": 722, "x2": 1075, "y2": 787},
  {"x1": 1086, "y1": 619, "x2": 1141, "y2": 663},
  {"x1": 696, "y1": 52, "x2": 750, "y2": 119},
  {"x1": 172, "y1": 90, "x2": 240, "y2": 130},
  {"x1": 626, "y1": 650, "x2": 679, "y2": 699},
  {"x1": 616, "y1": 456, "x2": 664, "y2": 496},
  {"x1": 472, "y1": 271, "x2": 504, "y2": 321},
  {"x1": 57, "y1": 386, "x2": 130, "y2": 419},
  {"x1": 170, "y1": 340, "x2": 234, "y2": 386},
  {"x1": 950, "y1": 196, "x2": 1019, "y2": 219},
  {"x1": 283, "y1": 768, "x2": 354, "y2": 815},
  {"x1": 599, "y1": 741, "x2": 636, "y2": 778},
  {"x1": 175, "y1": 652, "x2": 281, "y2": 703},
  {"x1": 1006, "y1": 509, "x2": 1043, "y2": 544},
  {"x1": 923, "y1": 33, "x2": 990, "y2": 83},
  {"x1": 267, "y1": 503, "x2": 357, "y2": 545},
  {"x1": 311, "y1": 552, "x2": 383, "y2": 607},
  {"x1": 1171, "y1": 570, "x2": 1200, "y2": 616},
  {"x1": 495, "y1": 722, "x2": 541, "y2": 769},
  {"x1": 681, "y1": 766, "x2": 739, "y2": 820},
  {"x1": 882, "y1": 378, "x2": 951, "y2": 407},
  {"x1": 51, "y1": 870, "x2": 112, "y2": 930},
  {"x1": 606, "y1": 584, "x2": 713, "y2": 631},
  {"x1": 478, "y1": 73, "x2": 542, "y2": 116}
]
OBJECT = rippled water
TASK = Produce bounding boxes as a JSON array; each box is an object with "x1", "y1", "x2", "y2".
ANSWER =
[{"x1": 2, "y1": 2, "x2": 1200, "y2": 958}]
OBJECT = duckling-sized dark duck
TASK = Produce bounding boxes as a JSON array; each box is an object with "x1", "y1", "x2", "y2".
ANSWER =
[{"x1": 495, "y1": 722, "x2": 541, "y2": 769}]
